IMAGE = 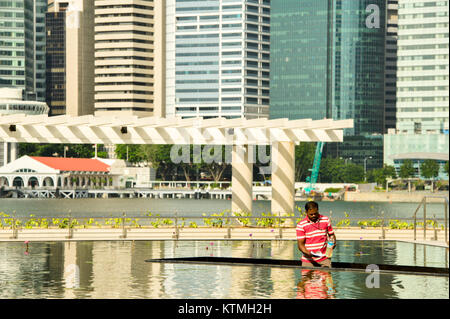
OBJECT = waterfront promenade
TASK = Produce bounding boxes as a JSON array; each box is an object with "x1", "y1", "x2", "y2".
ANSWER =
[
  {"x1": 2, "y1": 184, "x2": 447, "y2": 202},
  {"x1": 1, "y1": 226, "x2": 447, "y2": 248}
]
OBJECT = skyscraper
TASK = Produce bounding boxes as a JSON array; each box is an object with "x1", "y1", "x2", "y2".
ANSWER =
[
  {"x1": 166, "y1": 0, "x2": 271, "y2": 119},
  {"x1": 384, "y1": 0, "x2": 399, "y2": 132},
  {"x1": 24, "y1": 0, "x2": 47, "y2": 101},
  {"x1": 384, "y1": 0, "x2": 449, "y2": 178},
  {"x1": 46, "y1": 0, "x2": 95, "y2": 117},
  {"x1": 46, "y1": 0, "x2": 67, "y2": 116},
  {"x1": 0, "y1": 0, "x2": 46, "y2": 101},
  {"x1": 94, "y1": 0, "x2": 165, "y2": 118},
  {"x1": 395, "y1": 0, "x2": 448, "y2": 134},
  {"x1": 269, "y1": 0, "x2": 386, "y2": 170}
]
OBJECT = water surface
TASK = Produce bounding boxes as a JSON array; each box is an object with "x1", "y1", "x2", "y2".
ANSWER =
[
  {"x1": 0, "y1": 198, "x2": 445, "y2": 220},
  {"x1": 0, "y1": 240, "x2": 447, "y2": 299}
]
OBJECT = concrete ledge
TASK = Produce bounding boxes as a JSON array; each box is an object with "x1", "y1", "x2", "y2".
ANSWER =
[
  {"x1": 0, "y1": 227, "x2": 448, "y2": 247},
  {"x1": 344, "y1": 191, "x2": 448, "y2": 203}
]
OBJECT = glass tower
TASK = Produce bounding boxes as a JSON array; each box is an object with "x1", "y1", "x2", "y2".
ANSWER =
[
  {"x1": 0, "y1": 0, "x2": 26, "y2": 90},
  {"x1": 166, "y1": 0, "x2": 271, "y2": 119},
  {"x1": 0, "y1": 0, "x2": 46, "y2": 101},
  {"x1": 45, "y1": 6, "x2": 66, "y2": 116},
  {"x1": 270, "y1": 0, "x2": 386, "y2": 169}
]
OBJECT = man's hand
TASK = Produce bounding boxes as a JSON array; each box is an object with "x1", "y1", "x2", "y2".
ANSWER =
[
  {"x1": 297, "y1": 238, "x2": 313, "y2": 258},
  {"x1": 329, "y1": 234, "x2": 337, "y2": 249}
]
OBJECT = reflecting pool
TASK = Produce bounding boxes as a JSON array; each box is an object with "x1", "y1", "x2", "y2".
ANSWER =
[{"x1": 0, "y1": 240, "x2": 448, "y2": 299}]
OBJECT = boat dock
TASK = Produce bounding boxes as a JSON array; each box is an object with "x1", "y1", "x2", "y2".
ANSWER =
[{"x1": 0, "y1": 186, "x2": 277, "y2": 200}]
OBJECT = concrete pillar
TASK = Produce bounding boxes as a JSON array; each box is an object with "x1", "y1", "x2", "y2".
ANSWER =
[
  {"x1": 231, "y1": 144, "x2": 253, "y2": 214},
  {"x1": 10, "y1": 142, "x2": 17, "y2": 162},
  {"x1": 3, "y1": 142, "x2": 7, "y2": 165},
  {"x1": 271, "y1": 141, "x2": 295, "y2": 221}
]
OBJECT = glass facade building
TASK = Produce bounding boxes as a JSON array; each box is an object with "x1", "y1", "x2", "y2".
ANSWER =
[
  {"x1": 45, "y1": 9, "x2": 66, "y2": 116},
  {"x1": 24, "y1": 0, "x2": 47, "y2": 101},
  {"x1": 0, "y1": 0, "x2": 26, "y2": 90},
  {"x1": 384, "y1": 0, "x2": 399, "y2": 132},
  {"x1": 270, "y1": 0, "x2": 386, "y2": 169},
  {"x1": 0, "y1": 0, "x2": 46, "y2": 102},
  {"x1": 166, "y1": 0, "x2": 271, "y2": 119}
]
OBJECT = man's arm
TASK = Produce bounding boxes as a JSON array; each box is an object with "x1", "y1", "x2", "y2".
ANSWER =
[{"x1": 297, "y1": 238, "x2": 313, "y2": 258}]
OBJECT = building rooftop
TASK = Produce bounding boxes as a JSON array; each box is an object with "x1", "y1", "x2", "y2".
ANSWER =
[{"x1": 30, "y1": 156, "x2": 110, "y2": 172}]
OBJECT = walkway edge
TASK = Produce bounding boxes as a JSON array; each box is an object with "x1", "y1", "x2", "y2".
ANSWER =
[{"x1": 0, "y1": 227, "x2": 448, "y2": 247}]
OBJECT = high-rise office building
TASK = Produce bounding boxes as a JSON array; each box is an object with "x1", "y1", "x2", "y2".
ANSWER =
[
  {"x1": 384, "y1": 0, "x2": 449, "y2": 178},
  {"x1": 270, "y1": 0, "x2": 386, "y2": 170},
  {"x1": 24, "y1": 0, "x2": 47, "y2": 101},
  {"x1": 166, "y1": 0, "x2": 271, "y2": 119},
  {"x1": 94, "y1": 0, "x2": 165, "y2": 118},
  {"x1": 46, "y1": 0, "x2": 67, "y2": 116},
  {"x1": 395, "y1": 0, "x2": 448, "y2": 133},
  {"x1": 384, "y1": 0, "x2": 399, "y2": 132},
  {"x1": 46, "y1": 0, "x2": 95, "y2": 117},
  {"x1": 0, "y1": 0, "x2": 46, "y2": 101}
]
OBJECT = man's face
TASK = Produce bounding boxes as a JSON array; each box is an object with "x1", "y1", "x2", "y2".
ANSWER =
[{"x1": 306, "y1": 207, "x2": 319, "y2": 222}]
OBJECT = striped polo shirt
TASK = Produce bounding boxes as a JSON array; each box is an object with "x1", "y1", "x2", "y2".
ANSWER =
[{"x1": 296, "y1": 214, "x2": 334, "y2": 263}]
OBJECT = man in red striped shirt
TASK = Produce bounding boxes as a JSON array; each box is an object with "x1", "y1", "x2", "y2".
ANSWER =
[{"x1": 296, "y1": 201, "x2": 336, "y2": 268}]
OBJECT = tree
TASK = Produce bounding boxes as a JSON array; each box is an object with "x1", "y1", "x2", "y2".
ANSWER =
[
  {"x1": 295, "y1": 143, "x2": 316, "y2": 182},
  {"x1": 444, "y1": 161, "x2": 449, "y2": 177},
  {"x1": 399, "y1": 160, "x2": 415, "y2": 179},
  {"x1": 139, "y1": 144, "x2": 174, "y2": 180},
  {"x1": 201, "y1": 145, "x2": 230, "y2": 182},
  {"x1": 420, "y1": 159, "x2": 441, "y2": 192},
  {"x1": 384, "y1": 165, "x2": 397, "y2": 179},
  {"x1": 18, "y1": 143, "x2": 39, "y2": 156},
  {"x1": 367, "y1": 165, "x2": 398, "y2": 186},
  {"x1": 420, "y1": 160, "x2": 440, "y2": 180},
  {"x1": 115, "y1": 144, "x2": 144, "y2": 163},
  {"x1": 19, "y1": 143, "x2": 105, "y2": 158},
  {"x1": 367, "y1": 168, "x2": 384, "y2": 185},
  {"x1": 342, "y1": 163, "x2": 365, "y2": 183}
]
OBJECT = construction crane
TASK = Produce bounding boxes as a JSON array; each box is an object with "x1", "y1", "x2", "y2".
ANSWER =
[{"x1": 304, "y1": 142, "x2": 325, "y2": 194}]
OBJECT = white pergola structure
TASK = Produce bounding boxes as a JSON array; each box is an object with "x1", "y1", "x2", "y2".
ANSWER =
[{"x1": 0, "y1": 114, "x2": 353, "y2": 218}]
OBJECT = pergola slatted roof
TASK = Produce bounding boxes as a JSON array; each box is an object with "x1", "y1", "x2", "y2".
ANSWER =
[
  {"x1": 0, "y1": 114, "x2": 353, "y2": 145},
  {"x1": 0, "y1": 114, "x2": 354, "y2": 217}
]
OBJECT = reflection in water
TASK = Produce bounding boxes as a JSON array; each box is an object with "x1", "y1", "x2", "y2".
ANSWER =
[
  {"x1": 0, "y1": 240, "x2": 448, "y2": 299},
  {"x1": 296, "y1": 270, "x2": 335, "y2": 299}
]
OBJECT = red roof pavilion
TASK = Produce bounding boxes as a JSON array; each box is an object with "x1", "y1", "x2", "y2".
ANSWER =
[{"x1": 30, "y1": 157, "x2": 110, "y2": 172}]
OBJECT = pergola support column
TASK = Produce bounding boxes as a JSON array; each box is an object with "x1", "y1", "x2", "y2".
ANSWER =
[
  {"x1": 271, "y1": 141, "x2": 295, "y2": 224},
  {"x1": 231, "y1": 144, "x2": 253, "y2": 215}
]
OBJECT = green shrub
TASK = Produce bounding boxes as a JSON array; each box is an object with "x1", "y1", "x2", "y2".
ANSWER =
[{"x1": 324, "y1": 188, "x2": 342, "y2": 193}]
